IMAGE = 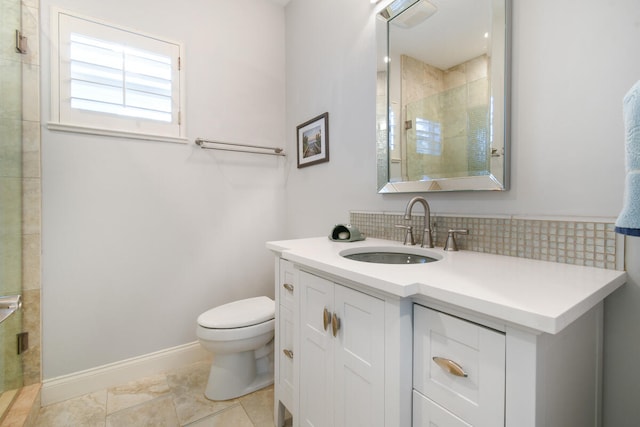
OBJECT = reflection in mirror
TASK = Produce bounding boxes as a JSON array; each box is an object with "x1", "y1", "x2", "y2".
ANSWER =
[{"x1": 377, "y1": 0, "x2": 511, "y2": 192}]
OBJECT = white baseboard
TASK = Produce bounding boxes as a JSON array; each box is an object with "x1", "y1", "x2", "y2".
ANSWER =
[{"x1": 41, "y1": 341, "x2": 210, "y2": 407}]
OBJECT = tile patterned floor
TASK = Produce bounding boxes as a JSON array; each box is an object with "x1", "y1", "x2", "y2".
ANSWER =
[{"x1": 34, "y1": 361, "x2": 290, "y2": 427}]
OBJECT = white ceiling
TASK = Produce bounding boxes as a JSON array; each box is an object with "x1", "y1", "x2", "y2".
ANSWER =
[
  {"x1": 269, "y1": 0, "x2": 493, "y2": 71},
  {"x1": 387, "y1": 0, "x2": 493, "y2": 70}
]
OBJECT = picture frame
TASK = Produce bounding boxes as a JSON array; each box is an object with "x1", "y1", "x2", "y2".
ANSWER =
[{"x1": 297, "y1": 112, "x2": 329, "y2": 168}]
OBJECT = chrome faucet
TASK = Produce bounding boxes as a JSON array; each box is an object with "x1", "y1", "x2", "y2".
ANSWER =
[{"x1": 403, "y1": 196, "x2": 434, "y2": 248}]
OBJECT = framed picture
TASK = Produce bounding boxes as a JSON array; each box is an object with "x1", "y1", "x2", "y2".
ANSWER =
[{"x1": 297, "y1": 112, "x2": 329, "y2": 168}]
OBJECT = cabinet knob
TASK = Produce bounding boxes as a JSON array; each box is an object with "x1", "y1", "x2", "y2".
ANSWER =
[
  {"x1": 323, "y1": 308, "x2": 331, "y2": 331},
  {"x1": 283, "y1": 349, "x2": 294, "y2": 359},
  {"x1": 283, "y1": 283, "x2": 294, "y2": 292},
  {"x1": 432, "y1": 356, "x2": 468, "y2": 377},
  {"x1": 331, "y1": 312, "x2": 341, "y2": 337}
]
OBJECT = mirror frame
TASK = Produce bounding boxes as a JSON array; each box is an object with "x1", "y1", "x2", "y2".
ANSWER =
[{"x1": 376, "y1": 0, "x2": 512, "y2": 193}]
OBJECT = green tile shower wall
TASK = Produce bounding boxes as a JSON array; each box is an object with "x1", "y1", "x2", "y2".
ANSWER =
[
  {"x1": 1, "y1": 0, "x2": 26, "y2": 394},
  {"x1": 20, "y1": 0, "x2": 42, "y2": 388},
  {"x1": 0, "y1": 313, "x2": 23, "y2": 391},
  {"x1": 350, "y1": 211, "x2": 619, "y2": 270},
  {"x1": 402, "y1": 54, "x2": 490, "y2": 181},
  {"x1": 0, "y1": 0, "x2": 43, "y2": 393}
]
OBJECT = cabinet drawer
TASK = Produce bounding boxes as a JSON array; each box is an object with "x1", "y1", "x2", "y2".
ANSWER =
[
  {"x1": 279, "y1": 259, "x2": 296, "y2": 309},
  {"x1": 413, "y1": 389, "x2": 470, "y2": 427},
  {"x1": 278, "y1": 304, "x2": 295, "y2": 410},
  {"x1": 413, "y1": 304, "x2": 505, "y2": 426}
]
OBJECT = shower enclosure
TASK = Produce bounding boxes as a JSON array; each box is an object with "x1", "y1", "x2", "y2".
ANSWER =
[{"x1": 1, "y1": 0, "x2": 25, "y2": 395}]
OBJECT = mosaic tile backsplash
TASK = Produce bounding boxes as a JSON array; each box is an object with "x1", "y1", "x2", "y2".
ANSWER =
[{"x1": 349, "y1": 211, "x2": 619, "y2": 270}]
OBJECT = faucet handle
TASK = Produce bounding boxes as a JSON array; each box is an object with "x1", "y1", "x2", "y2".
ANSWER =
[
  {"x1": 395, "y1": 225, "x2": 415, "y2": 246},
  {"x1": 444, "y1": 229, "x2": 469, "y2": 251}
]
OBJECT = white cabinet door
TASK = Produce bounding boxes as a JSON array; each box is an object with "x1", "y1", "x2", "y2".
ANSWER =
[
  {"x1": 334, "y1": 284, "x2": 385, "y2": 427},
  {"x1": 413, "y1": 304, "x2": 505, "y2": 426},
  {"x1": 299, "y1": 271, "x2": 385, "y2": 427},
  {"x1": 300, "y1": 271, "x2": 334, "y2": 427}
]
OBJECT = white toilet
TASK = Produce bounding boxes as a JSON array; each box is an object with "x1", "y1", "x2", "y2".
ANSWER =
[{"x1": 196, "y1": 296, "x2": 275, "y2": 401}]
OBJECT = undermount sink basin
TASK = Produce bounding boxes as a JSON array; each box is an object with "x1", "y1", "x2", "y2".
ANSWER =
[{"x1": 340, "y1": 247, "x2": 441, "y2": 265}]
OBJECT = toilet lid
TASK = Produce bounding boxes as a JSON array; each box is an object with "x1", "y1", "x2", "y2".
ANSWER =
[{"x1": 198, "y1": 296, "x2": 275, "y2": 329}]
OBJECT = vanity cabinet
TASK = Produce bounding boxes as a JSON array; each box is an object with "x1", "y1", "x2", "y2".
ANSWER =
[
  {"x1": 275, "y1": 259, "x2": 298, "y2": 426},
  {"x1": 298, "y1": 270, "x2": 385, "y2": 427},
  {"x1": 274, "y1": 255, "x2": 412, "y2": 427},
  {"x1": 413, "y1": 304, "x2": 505, "y2": 426},
  {"x1": 269, "y1": 237, "x2": 625, "y2": 427}
]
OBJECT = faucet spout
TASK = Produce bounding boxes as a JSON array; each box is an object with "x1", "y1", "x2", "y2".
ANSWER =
[{"x1": 403, "y1": 196, "x2": 434, "y2": 248}]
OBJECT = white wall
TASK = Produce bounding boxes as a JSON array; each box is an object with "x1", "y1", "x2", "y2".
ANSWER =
[
  {"x1": 284, "y1": 0, "x2": 640, "y2": 234},
  {"x1": 40, "y1": 0, "x2": 286, "y2": 379},
  {"x1": 283, "y1": 0, "x2": 640, "y2": 425}
]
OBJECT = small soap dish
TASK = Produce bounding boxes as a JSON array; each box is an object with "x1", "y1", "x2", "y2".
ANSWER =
[{"x1": 329, "y1": 224, "x2": 365, "y2": 242}]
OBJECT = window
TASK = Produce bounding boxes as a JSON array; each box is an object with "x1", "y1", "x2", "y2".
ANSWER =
[
  {"x1": 49, "y1": 9, "x2": 186, "y2": 143},
  {"x1": 414, "y1": 117, "x2": 442, "y2": 156}
]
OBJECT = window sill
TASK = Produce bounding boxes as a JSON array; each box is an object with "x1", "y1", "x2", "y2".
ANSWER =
[{"x1": 47, "y1": 122, "x2": 188, "y2": 144}]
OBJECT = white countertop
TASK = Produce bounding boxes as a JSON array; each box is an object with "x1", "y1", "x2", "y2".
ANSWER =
[{"x1": 266, "y1": 237, "x2": 628, "y2": 334}]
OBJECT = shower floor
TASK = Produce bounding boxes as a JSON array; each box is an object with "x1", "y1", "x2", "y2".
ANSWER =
[{"x1": 0, "y1": 383, "x2": 40, "y2": 426}]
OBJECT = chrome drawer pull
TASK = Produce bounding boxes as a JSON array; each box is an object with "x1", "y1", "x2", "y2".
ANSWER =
[
  {"x1": 283, "y1": 349, "x2": 294, "y2": 359},
  {"x1": 432, "y1": 356, "x2": 468, "y2": 377},
  {"x1": 283, "y1": 283, "x2": 294, "y2": 292}
]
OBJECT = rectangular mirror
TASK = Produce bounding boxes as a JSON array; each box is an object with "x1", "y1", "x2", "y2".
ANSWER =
[{"x1": 377, "y1": 0, "x2": 511, "y2": 192}]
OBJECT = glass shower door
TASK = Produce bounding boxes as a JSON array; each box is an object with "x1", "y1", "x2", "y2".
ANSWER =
[{"x1": 0, "y1": 0, "x2": 24, "y2": 394}]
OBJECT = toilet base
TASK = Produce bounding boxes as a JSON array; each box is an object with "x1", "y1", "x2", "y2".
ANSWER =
[
  {"x1": 204, "y1": 348, "x2": 274, "y2": 401},
  {"x1": 204, "y1": 371, "x2": 274, "y2": 402}
]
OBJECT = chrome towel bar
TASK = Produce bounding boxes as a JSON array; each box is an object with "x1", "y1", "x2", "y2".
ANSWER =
[{"x1": 195, "y1": 138, "x2": 285, "y2": 156}]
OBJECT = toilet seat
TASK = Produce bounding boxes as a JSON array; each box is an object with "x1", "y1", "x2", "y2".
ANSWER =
[
  {"x1": 197, "y1": 318, "x2": 275, "y2": 342},
  {"x1": 198, "y1": 296, "x2": 274, "y2": 329}
]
